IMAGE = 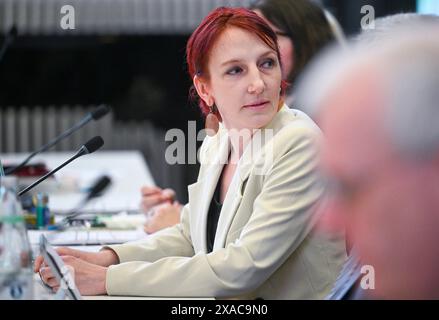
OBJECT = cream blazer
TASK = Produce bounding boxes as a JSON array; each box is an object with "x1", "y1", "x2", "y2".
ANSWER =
[{"x1": 106, "y1": 105, "x2": 346, "y2": 299}]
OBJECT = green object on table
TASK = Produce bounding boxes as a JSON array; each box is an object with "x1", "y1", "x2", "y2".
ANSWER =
[{"x1": 36, "y1": 193, "x2": 46, "y2": 229}]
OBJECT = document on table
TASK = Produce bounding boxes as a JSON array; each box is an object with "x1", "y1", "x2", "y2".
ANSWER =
[{"x1": 28, "y1": 228, "x2": 147, "y2": 246}]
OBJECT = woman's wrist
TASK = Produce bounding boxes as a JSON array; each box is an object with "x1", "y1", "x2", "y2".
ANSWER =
[{"x1": 98, "y1": 266, "x2": 109, "y2": 295}]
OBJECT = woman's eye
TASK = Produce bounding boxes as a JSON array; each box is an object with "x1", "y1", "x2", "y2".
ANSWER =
[
  {"x1": 260, "y1": 58, "x2": 276, "y2": 69},
  {"x1": 226, "y1": 66, "x2": 243, "y2": 75}
]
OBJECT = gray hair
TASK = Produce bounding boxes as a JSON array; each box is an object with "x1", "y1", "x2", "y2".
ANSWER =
[
  {"x1": 295, "y1": 14, "x2": 439, "y2": 160},
  {"x1": 355, "y1": 13, "x2": 439, "y2": 46},
  {"x1": 383, "y1": 29, "x2": 439, "y2": 160}
]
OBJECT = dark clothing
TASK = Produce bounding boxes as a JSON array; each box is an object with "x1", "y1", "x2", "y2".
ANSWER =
[{"x1": 206, "y1": 175, "x2": 223, "y2": 253}]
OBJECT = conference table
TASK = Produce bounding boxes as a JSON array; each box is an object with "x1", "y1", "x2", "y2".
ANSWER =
[
  {"x1": 2, "y1": 150, "x2": 211, "y2": 300},
  {"x1": 3, "y1": 150, "x2": 170, "y2": 299}
]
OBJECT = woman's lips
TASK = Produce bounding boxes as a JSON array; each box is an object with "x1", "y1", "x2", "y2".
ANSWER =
[{"x1": 243, "y1": 101, "x2": 269, "y2": 109}]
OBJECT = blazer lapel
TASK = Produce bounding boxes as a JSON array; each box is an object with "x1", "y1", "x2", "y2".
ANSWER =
[
  {"x1": 213, "y1": 106, "x2": 288, "y2": 250},
  {"x1": 212, "y1": 129, "x2": 265, "y2": 250},
  {"x1": 212, "y1": 169, "x2": 243, "y2": 250},
  {"x1": 190, "y1": 130, "x2": 230, "y2": 253}
]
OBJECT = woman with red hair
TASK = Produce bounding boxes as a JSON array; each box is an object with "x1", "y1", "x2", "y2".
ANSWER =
[
  {"x1": 141, "y1": 0, "x2": 345, "y2": 234},
  {"x1": 36, "y1": 7, "x2": 345, "y2": 299}
]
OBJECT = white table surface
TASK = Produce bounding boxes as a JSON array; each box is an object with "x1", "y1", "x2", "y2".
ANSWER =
[{"x1": 1, "y1": 150, "x2": 155, "y2": 214}]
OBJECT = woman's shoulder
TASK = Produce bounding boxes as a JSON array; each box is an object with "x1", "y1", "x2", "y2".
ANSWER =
[{"x1": 270, "y1": 105, "x2": 322, "y2": 141}]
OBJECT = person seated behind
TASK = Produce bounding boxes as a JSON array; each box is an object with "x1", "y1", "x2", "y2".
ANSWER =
[
  {"x1": 140, "y1": 186, "x2": 182, "y2": 234},
  {"x1": 250, "y1": 0, "x2": 344, "y2": 104},
  {"x1": 141, "y1": 0, "x2": 345, "y2": 234},
  {"x1": 35, "y1": 7, "x2": 345, "y2": 299}
]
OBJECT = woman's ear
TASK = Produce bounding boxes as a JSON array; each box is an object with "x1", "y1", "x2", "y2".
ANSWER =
[{"x1": 193, "y1": 75, "x2": 214, "y2": 107}]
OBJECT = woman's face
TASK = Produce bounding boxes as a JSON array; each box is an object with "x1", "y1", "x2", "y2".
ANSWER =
[
  {"x1": 195, "y1": 27, "x2": 282, "y2": 132},
  {"x1": 253, "y1": 9, "x2": 294, "y2": 80}
]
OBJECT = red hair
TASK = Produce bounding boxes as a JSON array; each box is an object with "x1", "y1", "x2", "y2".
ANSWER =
[{"x1": 186, "y1": 7, "x2": 288, "y2": 117}]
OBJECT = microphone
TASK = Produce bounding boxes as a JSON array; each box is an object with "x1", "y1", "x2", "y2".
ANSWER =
[
  {"x1": 5, "y1": 105, "x2": 110, "y2": 175},
  {"x1": 56, "y1": 175, "x2": 112, "y2": 226},
  {"x1": 83, "y1": 175, "x2": 112, "y2": 202},
  {"x1": 0, "y1": 25, "x2": 17, "y2": 63},
  {"x1": 17, "y1": 136, "x2": 104, "y2": 197},
  {"x1": 89, "y1": 105, "x2": 110, "y2": 120}
]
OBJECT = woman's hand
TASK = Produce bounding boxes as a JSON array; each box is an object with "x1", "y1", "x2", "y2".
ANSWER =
[
  {"x1": 34, "y1": 247, "x2": 119, "y2": 273},
  {"x1": 144, "y1": 201, "x2": 182, "y2": 234},
  {"x1": 140, "y1": 186, "x2": 176, "y2": 213},
  {"x1": 38, "y1": 255, "x2": 109, "y2": 296},
  {"x1": 34, "y1": 247, "x2": 120, "y2": 296}
]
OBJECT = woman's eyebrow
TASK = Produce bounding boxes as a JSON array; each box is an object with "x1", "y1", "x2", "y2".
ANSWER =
[
  {"x1": 220, "y1": 59, "x2": 242, "y2": 67},
  {"x1": 220, "y1": 50, "x2": 276, "y2": 67}
]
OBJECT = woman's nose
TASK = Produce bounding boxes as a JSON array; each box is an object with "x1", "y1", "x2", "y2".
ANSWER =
[{"x1": 247, "y1": 69, "x2": 265, "y2": 95}]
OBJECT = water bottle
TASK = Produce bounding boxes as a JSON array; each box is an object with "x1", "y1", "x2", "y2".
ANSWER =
[{"x1": 0, "y1": 176, "x2": 34, "y2": 300}]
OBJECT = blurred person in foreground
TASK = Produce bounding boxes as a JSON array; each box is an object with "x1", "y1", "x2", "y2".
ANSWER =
[
  {"x1": 309, "y1": 22, "x2": 439, "y2": 299},
  {"x1": 293, "y1": 13, "x2": 439, "y2": 300},
  {"x1": 35, "y1": 7, "x2": 345, "y2": 298},
  {"x1": 142, "y1": 0, "x2": 345, "y2": 234}
]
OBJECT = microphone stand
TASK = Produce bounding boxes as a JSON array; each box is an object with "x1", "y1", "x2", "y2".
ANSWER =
[
  {"x1": 5, "y1": 106, "x2": 109, "y2": 175},
  {"x1": 17, "y1": 136, "x2": 103, "y2": 197},
  {"x1": 17, "y1": 149, "x2": 83, "y2": 197},
  {"x1": 5, "y1": 118, "x2": 90, "y2": 175}
]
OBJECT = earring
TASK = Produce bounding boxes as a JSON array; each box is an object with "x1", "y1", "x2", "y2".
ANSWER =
[{"x1": 205, "y1": 104, "x2": 219, "y2": 137}]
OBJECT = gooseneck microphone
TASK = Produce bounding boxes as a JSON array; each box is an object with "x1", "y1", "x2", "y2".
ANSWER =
[
  {"x1": 5, "y1": 105, "x2": 110, "y2": 175},
  {"x1": 17, "y1": 136, "x2": 104, "y2": 197},
  {"x1": 58, "y1": 175, "x2": 112, "y2": 226},
  {"x1": 88, "y1": 105, "x2": 110, "y2": 120},
  {"x1": 82, "y1": 175, "x2": 112, "y2": 203},
  {"x1": 0, "y1": 25, "x2": 17, "y2": 63}
]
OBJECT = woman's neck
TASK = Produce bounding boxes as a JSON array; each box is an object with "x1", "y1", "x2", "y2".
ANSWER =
[{"x1": 228, "y1": 128, "x2": 255, "y2": 164}]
